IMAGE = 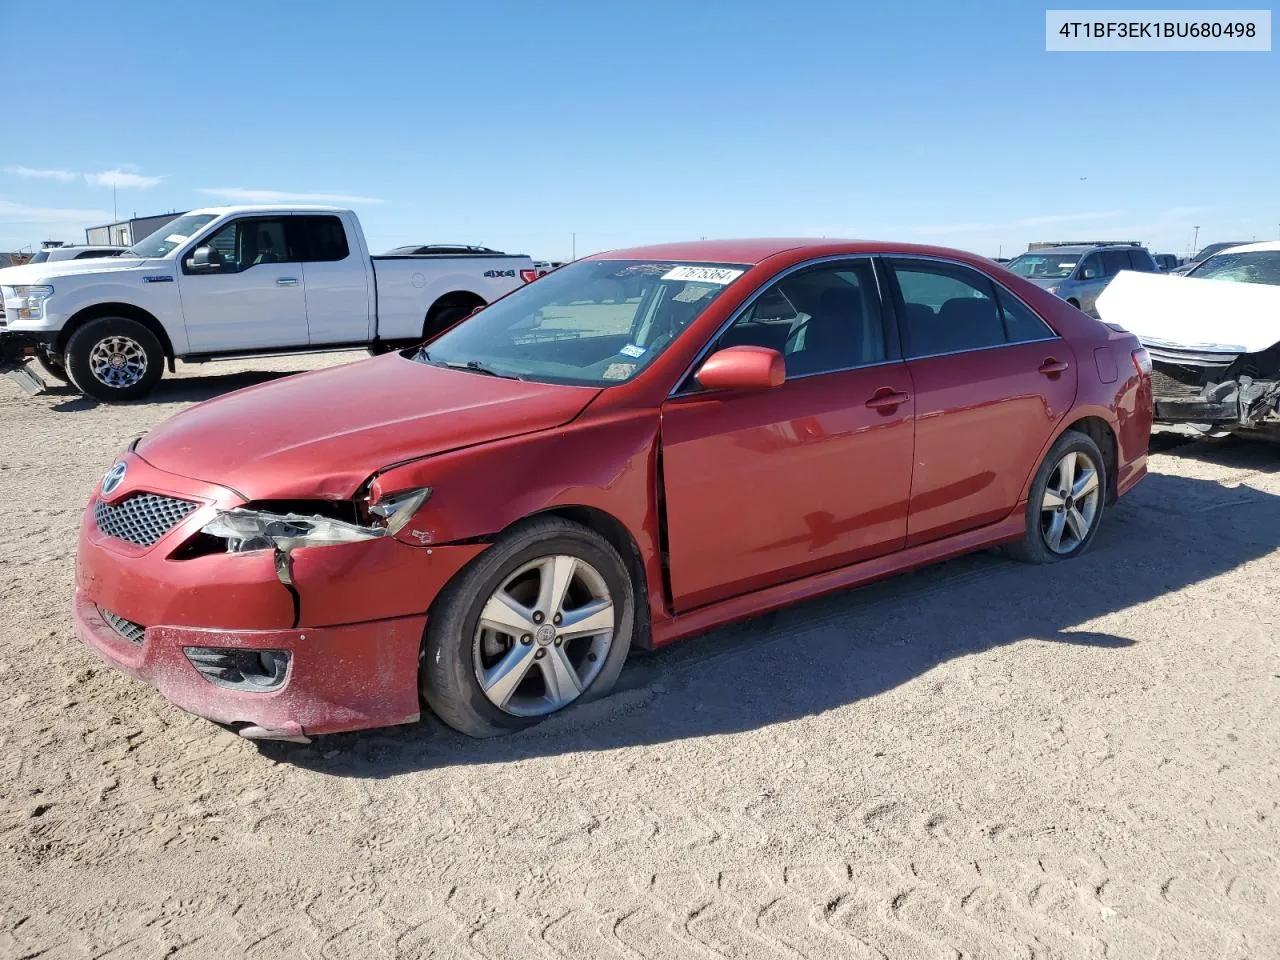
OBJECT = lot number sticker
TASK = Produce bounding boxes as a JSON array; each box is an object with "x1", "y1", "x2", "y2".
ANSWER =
[{"x1": 662, "y1": 266, "x2": 744, "y2": 285}]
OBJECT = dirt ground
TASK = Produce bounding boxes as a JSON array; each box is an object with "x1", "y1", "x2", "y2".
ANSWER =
[{"x1": 1, "y1": 354, "x2": 1277, "y2": 960}]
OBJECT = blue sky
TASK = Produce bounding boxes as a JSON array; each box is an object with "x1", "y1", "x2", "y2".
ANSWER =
[{"x1": 1, "y1": 1, "x2": 1275, "y2": 260}]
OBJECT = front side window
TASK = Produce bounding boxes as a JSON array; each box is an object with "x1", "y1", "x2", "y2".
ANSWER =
[
  {"x1": 126, "y1": 213, "x2": 218, "y2": 258},
  {"x1": 421, "y1": 259, "x2": 747, "y2": 386},
  {"x1": 712, "y1": 260, "x2": 885, "y2": 378},
  {"x1": 1188, "y1": 250, "x2": 1280, "y2": 286},
  {"x1": 890, "y1": 259, "x2": 1007, "y2": 357},
  {"x1": 1078, "y1": 252, "x2": 1103, "y2": 279},
  {"x1": 190, "y1": 218, "x2": 291, "y2": 274},
  {"x1": 1006, "y1": 253, "x2": 1080, "y2": 280}
]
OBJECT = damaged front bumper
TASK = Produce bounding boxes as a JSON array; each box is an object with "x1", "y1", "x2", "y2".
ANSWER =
[
  {"x1": 1147, "y1": 342, "x2": 1280, "y2": 433},
  {"x1": 0, "y1": 330, "x2": 52, "y2": 394}
]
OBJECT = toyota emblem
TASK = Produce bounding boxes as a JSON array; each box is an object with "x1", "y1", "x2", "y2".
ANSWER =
[{"x1": 101, "y1": 461, "x2": 128, "y2": 497}]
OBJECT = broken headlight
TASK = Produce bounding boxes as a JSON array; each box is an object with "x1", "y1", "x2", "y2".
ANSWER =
[{"x1": 201, "y1": 487, "x2": 431, "y2": 554}]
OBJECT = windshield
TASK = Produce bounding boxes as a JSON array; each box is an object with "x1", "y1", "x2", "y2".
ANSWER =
[
  {"x1": 1190, "y1": 242, "x2": 1245, "y2": 264},
  {"x1": 125, "y1": 214, "x2": 219, "y2": 258},
  {"x1": 1006, "y1": 252, "x2": 1080, "y2": 280},
  {"x1": 1188, "y1": 250, "x2": 1280, "y2": 286},
  {"x1": 419, "y1": 259, "x2": 748, "y2": 386}
]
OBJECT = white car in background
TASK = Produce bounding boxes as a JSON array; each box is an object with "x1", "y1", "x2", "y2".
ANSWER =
[
  {"x1": 1096, "y1": 240, "x2": 1280, "y2": 439},
  {"x1": 0, "y1": 206, "x2": 536, "y2": 400},
  {"x1": 28, "y1": 245, "x2": 127, "y2": 264}
]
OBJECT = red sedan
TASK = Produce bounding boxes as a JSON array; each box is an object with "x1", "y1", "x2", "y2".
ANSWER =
[{"x1": 74, "y1": 239, "x2": 1152, "y2": 741}]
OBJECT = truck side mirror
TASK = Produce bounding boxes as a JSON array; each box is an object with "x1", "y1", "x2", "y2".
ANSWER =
[{"x1": 185, "y1": 246, "x2": 222, "y2": 273}]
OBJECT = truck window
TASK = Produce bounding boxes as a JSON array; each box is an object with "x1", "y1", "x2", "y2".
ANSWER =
[
  {"x1": 288, "y1": 216, "x2": 350, "y2": 262},
  {"x1": 197, "y1": 218, "x2": 291, "y2": 273}
]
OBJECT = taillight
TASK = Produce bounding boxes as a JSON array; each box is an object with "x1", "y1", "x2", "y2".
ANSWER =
[
  {"x1": 519, "y1": 268, "x2": 538, "y2": 284},
  {"x1": 1132, "y1": 347, "x2": 1151, "y2": 375}
]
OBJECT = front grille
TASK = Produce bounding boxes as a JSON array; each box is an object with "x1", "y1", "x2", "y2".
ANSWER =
[
  {"x1": 1150, "y1": 364, "x2": 1205, "y2": 398},
  {"x1": 99, "y1": 608, "x2": 145, "y2": 645},
  {"x1": 94, "y1": 493, "x2": 197, "y2": 547}
]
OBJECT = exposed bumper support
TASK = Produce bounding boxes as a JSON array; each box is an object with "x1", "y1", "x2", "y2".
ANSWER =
[
  {"x1": 1153, "y1": 375, "x2": 1280, "y2": 428},
  {"x1": 0, "y1": 331, "x2": 53, "y2": 395}
]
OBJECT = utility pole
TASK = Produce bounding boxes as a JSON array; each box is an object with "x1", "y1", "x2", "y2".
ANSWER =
[
  {"x1": 113, "y1": 184, "x2": 118, "y2": 222},
  {"x1": 1192, "y1": 225, "x2": 1200, "y2": 256},
  {"x1": 571, "y1": 232, "x2": 576, "y2": 260}
]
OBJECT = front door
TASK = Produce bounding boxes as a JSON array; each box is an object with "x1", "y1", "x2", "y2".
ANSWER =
[
  {"x1": 177, "y1": 216, "x2": 309, "y2": 351},
  {"x1": 883, "y1": 257, "x2": 1078, "y2": 547},
  {"x1": 660, "y1": 258, "x2": 916, "y2": 612}
]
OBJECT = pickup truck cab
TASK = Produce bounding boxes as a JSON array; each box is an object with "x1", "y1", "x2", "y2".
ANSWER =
[{"x1": 0, "y1": 205, "x2": 535, "y2": 400}]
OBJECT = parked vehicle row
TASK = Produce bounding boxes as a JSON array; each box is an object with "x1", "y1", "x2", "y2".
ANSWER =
[
  {"x1": 0, "y1": 205, "x2": 537, "y2": 400},
  {"x1": 70, "y1": 238, "x2": 1152, "y2": 741},
  {"x1": 1004, "y1": 241, "x2": 1159, "y2": 317}
]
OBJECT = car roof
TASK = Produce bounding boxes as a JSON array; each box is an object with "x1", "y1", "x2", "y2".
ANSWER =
[
  {"x1": 1019, "y1": 243, "x2": 1145, "y2": 256},
  {"x1": 588, "y1": 237, "x2": 1012, "y2": 265},
  {"x1": 1210, "y1": 240, "x2": 1280, "y2": 254}
]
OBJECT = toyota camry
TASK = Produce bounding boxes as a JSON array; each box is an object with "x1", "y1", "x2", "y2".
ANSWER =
[{"x1": 74, "y1": 239, "x2": 1152, "y2": 741}]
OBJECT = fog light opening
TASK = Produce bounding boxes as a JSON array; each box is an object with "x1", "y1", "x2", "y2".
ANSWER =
[{"x1": 184, "y1": 647, "x2": 291, "y2": 691}]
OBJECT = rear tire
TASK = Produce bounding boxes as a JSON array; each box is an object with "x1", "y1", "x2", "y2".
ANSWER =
[
  {"x1": 421, "y1": 517, "x2": 635, "y2": 738},
  {"x1": 64, "y1": 317, "x2": 164, "y2": 402},
  {"x1": 1006, "y1": 430, "x2": 1106, "y2": 564}
]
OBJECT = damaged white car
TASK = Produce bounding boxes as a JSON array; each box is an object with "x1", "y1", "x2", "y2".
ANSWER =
[{"x1": 1096, "y1": 241, "x2": 1280, "y2": 439}]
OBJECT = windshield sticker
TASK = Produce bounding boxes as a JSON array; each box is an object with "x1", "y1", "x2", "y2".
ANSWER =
[
  {"x1": 602, "y1": 362, "x2": 636, "y2": 381},
  {"x1": 673, "y1": 283, "x2": 716, "y2": 303},
  {"x1": 618, "y1": 343, "x2": 646, "y2": 359},
  {"x1": 164, "y1": 234, "x2": 188, "y2": 244},
  {"x1": 662, "y1": 266, "x2": 744, "y2": 285}
]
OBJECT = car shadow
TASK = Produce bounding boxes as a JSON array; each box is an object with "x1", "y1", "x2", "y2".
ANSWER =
[
  {"x1": 1149, "y1": 428, "x2": 1280, "y2": 473},
  {"x1": 46, "y1": 369, "x2": 311, "y2": 412},
  {"x1": 262, "y1": 462, "x2": 1280, "y2": 776}
]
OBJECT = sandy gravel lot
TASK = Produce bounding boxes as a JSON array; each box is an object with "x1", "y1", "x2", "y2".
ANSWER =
[{"x1": 0, "y1": 355, "x2": 1277, "y2": 960}]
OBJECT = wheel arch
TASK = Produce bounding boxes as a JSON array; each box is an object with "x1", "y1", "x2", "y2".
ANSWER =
[
  {"x1": 423, "y1": 290, "x2": 487, "y2": 339},
  {"x1": 58, "y1": 302, "x2": 175, "y2": 361}
]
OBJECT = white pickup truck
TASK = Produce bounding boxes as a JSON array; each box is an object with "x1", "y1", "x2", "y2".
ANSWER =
[{"x1": 0, "y1": 205, "x2": 536, "y2": 400}]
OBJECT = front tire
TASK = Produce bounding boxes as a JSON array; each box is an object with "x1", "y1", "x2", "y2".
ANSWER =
[
  {"x1": 1007, "y1": 430, "x2": 1106, "y2": 564},
  {"x1": 422, "y1": 517, "x2": 635, "y2": 738},
  {"x1": 64, "y1": 317, "x2": 164, "y2": 402}
]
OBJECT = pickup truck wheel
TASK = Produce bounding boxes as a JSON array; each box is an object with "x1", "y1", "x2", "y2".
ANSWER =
[
  {"x1": 64, "y1": 318, "x2": 164, "y2": 402},
  {"x1": 421, "y1": 517, "x2": 635, "y2": 738},
  {"x1": 35, "y1": 354, "x2": 69, "y2": 382},
  {"x1": 1006, "y1": 430, "x2": 1106, "y2": 564},
  {"x1": 423, "y1": 304, "x2": 473, "y2": 341}
]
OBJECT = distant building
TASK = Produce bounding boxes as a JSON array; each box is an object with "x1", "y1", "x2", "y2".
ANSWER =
[{"x1": 85, "y1": 211, "x2": 188, "y2": 247}]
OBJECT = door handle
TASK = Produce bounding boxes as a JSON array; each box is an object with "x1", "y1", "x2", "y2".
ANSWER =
[
  {"x1": 1038, "y1": 358, "x2": 1070, "y2": 376},
  {"x1": 277, "y1": 277, "x2": 299, "y2": 286},
  {"x1": 865, "y1": 389, "x2": 910, "y2": 411}
]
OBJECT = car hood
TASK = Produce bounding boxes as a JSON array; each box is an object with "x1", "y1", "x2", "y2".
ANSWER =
[
  {"x1": 136, "y1": 354, "x2": 601, "y2": 500},
  {"x1": 0, "y1": 256, "x2": 156, "y2": 284},
  {"x1": 1095, "y1": 270, "x2": 1280, "y2": 355}
]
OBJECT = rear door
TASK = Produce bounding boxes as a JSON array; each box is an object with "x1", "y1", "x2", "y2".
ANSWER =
[
  {"x1": 177, "y1": 216, "x2": 308, "y2": 351},
  {"x1": 292, "y1": 215, "x2": 373, "y2": 344},
  {"x1": 884, "y1": 257, "x2": 1077, "y2": 547},
  {"x1": 660, "y1": 258, "x2": 916, "y2": 611}
]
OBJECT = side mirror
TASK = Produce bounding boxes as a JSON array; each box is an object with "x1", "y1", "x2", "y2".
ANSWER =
[
  {"x1": 1079, "y1": 266, "x2": 1099, "y2": 281},
  {"x1": 185, "y1": 246, "x2": 221, "y2": 273},
  {"x1": 694, "y1": 346, "x2": 785, "y2": 392}
]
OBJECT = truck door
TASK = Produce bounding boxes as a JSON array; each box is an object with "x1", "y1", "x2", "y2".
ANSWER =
[
  {"x1": 289, "y1": 214, "x2": 373, "y2": 344},
  {"x1": 177, "y1": 216, "x2": 308, "y2": 351}
]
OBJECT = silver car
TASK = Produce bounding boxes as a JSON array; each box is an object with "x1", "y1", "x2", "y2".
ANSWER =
[{"x1": 1005, "y1": 243, "x2": 1158, "y2": 317}]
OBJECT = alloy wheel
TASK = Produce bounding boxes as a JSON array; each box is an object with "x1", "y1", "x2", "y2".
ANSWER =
[
  {"x1": 1040, "y1": 450, "x2": 1101, "y2": 555},
  {"x1": 472, "y1": 554, "x2": 615, "y2": 717},
  {"x1": 88, "y1": 335, "x2": 148, "y2": 388}
]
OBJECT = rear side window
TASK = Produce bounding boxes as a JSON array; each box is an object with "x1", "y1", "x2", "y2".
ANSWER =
[
  {"x1": 995, "y1": 289, "x2": 1055, "y2": 343},
  {"x1": 889, "y1": 260, "x2": 1006, "y2": 357},
  {"x1": 889, "y1": 259, "x2": 1056, "y2": 356},
  {"x1": 287, "y1": 215, "x2": 351, "y2": 262},
  {"x1": 1128, "y1": 249, "x2": 1156, "y2": 272},
  {"x1": 1100, "y1": 250, "x2": 1130, "y2": 276}
]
